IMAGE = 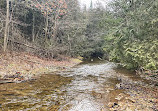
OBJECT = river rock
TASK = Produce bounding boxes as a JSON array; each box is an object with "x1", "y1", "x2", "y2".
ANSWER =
[
  {"x1": 125, "y1": 107, "x2": 134, "y2": 111},
  {"x1": 115, "y1": 83, "x2": 122, "y2": 89},
  {"x1": 107, "y1": 102, "x2": 114, "y2": 108},
  {"x1": 115, "y1": 93, "x2": 126, "y2": 101}
]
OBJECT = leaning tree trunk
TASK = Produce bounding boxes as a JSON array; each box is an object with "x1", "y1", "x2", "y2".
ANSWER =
[{"x1": 4, "y1": 0, "x2": 10, "y2": 52}]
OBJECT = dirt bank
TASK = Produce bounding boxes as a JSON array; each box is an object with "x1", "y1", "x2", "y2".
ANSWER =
[{"x1": 0, "y1": 52, "x2": 82, "y2": 83}]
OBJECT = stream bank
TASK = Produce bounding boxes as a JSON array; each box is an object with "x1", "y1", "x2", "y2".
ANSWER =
[
  {"x1": 107, "y1": 69, "x2": 158, "y2": 111},
  {"x1": 0, "y1": 52, "x2": 82, "y2": 83}
]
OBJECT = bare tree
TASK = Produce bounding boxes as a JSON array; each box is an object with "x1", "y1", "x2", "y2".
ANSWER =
[{"x1": 3, "y1": 0, "x2": 10, "y2": 52}]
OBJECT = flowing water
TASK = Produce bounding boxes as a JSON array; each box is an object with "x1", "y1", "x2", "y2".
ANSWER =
[{"x1": 0, "y1": 60, "x2": 151, "y2": 111}]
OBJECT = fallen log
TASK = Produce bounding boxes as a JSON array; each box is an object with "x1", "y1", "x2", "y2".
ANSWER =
[{"x1": 0, "y1": 79, "x2": 14, "y2": 84}]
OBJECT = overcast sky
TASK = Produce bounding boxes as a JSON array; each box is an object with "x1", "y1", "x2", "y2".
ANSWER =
[{"x1": 79, "y1": 0, "x2": 111, "y2": 8}]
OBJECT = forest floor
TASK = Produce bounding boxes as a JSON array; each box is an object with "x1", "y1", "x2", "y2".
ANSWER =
[{"x1": 0, "y1": 52, "x2": 82, "y2": 83}]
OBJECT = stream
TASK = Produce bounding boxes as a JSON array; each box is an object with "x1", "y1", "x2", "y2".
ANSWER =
[{"x1": 0, "y1": 60, "x2": 157, "y2": 111}]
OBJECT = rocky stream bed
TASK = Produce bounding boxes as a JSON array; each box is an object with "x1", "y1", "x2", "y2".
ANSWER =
[{"x1": 0, "y1": 60, "x2": 157, "y2": 111}]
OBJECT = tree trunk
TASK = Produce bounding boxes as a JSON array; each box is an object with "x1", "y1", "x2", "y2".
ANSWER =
[
  {"x1": 45, "y1": 11, "x2": 48, "y2": 39},
  {"x1": 32, "y1": 12, "x2": 35, "y2": 42},
  {"x1": 52, "y1": 3, "x2": 61, "y2": 39},
  {"x1": 68, "y1": 34, "x2": 71, "y2": 56},
  {"x1": 4, "y1": 0, "x2": 10, "y2": 52},
  {"x1": 53, "y1": 18, "x2": 58, "y2": 39}
]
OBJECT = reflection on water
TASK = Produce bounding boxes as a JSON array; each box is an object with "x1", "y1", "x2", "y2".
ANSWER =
[
  {"x1": 0, "y1": 75, "x2": 73, "y2": 110},
  {"x1": 0, "y1": 60, "x2": 144, "y2": 111}
]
